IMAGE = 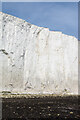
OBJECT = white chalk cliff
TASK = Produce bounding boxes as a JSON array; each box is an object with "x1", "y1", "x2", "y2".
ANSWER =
[{"x1": 0, "y1": 12, "x2": 78, "y2": 95}]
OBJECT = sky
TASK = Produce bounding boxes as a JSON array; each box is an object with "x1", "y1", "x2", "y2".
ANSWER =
[{"x1": 2, "y1": 2, "x2": 78, "y2": 38}]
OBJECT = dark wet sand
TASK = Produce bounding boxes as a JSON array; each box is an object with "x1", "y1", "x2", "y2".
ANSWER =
[{"x1": 2, "y1": 96, "x2": 80, "y2": 120}]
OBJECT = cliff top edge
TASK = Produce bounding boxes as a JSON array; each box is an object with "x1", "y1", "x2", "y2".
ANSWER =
[{"x1": 0, "y1": 11, "x2": 78, "y2": 40}]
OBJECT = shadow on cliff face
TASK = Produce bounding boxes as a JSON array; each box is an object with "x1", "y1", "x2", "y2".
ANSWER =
[{"x1": 2, "y1": 96, "x2": 80, "y2": 120}]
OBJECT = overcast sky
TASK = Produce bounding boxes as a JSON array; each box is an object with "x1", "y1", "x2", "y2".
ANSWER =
[{"x1": 2, "y1": 2, "x2": 78, "y2": 38}]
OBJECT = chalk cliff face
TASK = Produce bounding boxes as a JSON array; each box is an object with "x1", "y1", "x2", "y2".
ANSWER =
[{"x1": 0, "y1": 12, "x2": 78, "y2": 94}]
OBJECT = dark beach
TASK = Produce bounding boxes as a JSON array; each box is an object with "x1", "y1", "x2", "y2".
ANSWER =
[{"x1": 2, "y1": 95, "x2": 80, "y2": 120}]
